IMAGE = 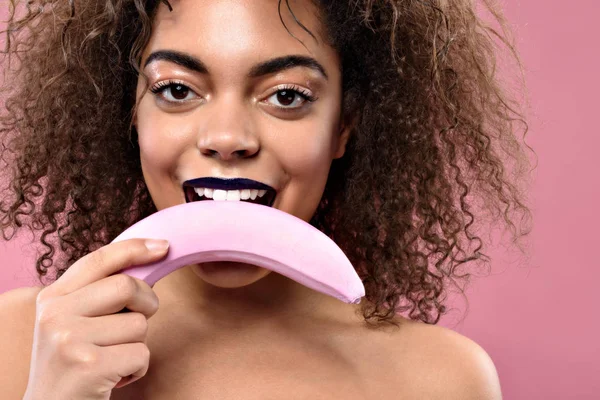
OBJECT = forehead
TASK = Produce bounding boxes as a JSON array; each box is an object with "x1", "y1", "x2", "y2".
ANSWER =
[{"x1": 144, "y1": 0, "x2": 338, "y2": 79}]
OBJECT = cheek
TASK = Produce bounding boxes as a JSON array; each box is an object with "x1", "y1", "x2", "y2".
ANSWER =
[
  {"x1": 272, "y1": 122, "x2": 337, "y2": 177},
  {"x1": 270, "y1": 122, "x2": 338, "y2": 222},
  {"x1": 138, "y1": 128, "x2": 175, "y2": 172},
  {"x1": 135, "y1": 81, "x2": 191, "y2": 174},
  {"x1": 137, "y1": 109, "x2": 193, "y2": 174}
]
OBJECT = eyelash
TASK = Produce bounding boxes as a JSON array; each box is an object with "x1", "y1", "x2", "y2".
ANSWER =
[
  {"x1": 148, "y1": 80, "x2": 318, "y2": 111},
  {"x1": 149, "y1": 80, "x2": 194, "y2": 101}
]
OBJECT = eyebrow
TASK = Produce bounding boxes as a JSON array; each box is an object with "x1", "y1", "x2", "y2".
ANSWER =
[{"x1": 143, "y1": 50, "x2": 328, "y2": 81}]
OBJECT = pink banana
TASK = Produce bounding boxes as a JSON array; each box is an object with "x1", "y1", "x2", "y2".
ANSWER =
[{"x1": 111, "y1": 201, "x2": 365, "y2": 304}]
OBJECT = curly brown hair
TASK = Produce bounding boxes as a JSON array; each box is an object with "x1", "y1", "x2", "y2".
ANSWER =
[{"x1": 0, "y1": 0, "x2": 535, "y2": 327}]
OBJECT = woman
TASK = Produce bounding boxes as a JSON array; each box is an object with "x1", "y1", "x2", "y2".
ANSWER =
[{"x1": 0, "y1": 0, "x2": 533, "y2": 398}]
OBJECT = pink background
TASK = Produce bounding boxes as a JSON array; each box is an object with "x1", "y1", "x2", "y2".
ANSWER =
[{"x1": 1, "y1": 1, "x2": 598, "y2": 398}]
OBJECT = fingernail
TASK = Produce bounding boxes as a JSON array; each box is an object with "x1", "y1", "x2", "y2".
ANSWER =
[{"x1": 145, "y1": 239, "x2": 169, "y2": 253}]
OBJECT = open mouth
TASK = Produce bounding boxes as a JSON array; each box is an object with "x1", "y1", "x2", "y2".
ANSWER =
[{"x1": 183, "y1": 177, "x2": 277, "y2": 208}]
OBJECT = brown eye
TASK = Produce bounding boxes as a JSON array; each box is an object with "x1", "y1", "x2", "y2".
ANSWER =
[
  {"x1": 170, "y1": 84, "x2": 189, "y2": 100},
  {"x1": 265, "y1": 87, "x2": 315, "y2": 110},
  {"x1": 276, "y1": 90, "x2": 296, "y2": 106},
  {"x1": 150, "y1": 81, "x2": 198, "y2": 103}
]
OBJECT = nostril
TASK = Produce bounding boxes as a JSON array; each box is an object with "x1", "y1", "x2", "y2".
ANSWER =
[{"x1": 203, "y1": 149, "x2": 249, "y2": 160}]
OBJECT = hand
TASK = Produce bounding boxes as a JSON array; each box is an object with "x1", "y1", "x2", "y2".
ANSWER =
[{"x1": 23, "y1": 238, "x2": 169, "y2": 400}]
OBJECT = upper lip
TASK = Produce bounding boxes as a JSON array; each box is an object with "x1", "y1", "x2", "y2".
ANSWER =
[{"x1": 182, "y1": 177, "x2": 277, "y2": 206}]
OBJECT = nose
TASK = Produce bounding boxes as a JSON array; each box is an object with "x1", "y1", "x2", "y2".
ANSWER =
[{"x1": 196, "y1": 99, "x2": 259, "y2": 161}]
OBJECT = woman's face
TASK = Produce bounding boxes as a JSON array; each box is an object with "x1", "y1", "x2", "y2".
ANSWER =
[{"x1": 135, "y1": 0, "x2": 351, "y2": 290}]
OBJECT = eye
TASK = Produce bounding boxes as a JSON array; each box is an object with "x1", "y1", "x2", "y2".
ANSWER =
[
  {"x1": 149, "y1": 80, "x2": 199, "y2": 103},
  {"x1": 264, "y1": 85, "x2": 317, "y2": 110}
]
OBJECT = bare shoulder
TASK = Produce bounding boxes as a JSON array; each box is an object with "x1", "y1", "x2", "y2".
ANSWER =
[
  {"x1": 0, "y1": 286, "x2": 44, "y2": 399},
  {"x1": 386, "y1": 316, "x2": 502, "y2": 400}
]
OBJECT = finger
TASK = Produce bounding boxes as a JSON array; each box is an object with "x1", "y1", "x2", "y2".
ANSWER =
[
  {"x1": 98, "y1": 342, "x2": 151, "y2": 386},
  {"x1": 83, "y1": 312, "x2": 150, "y2": 346},
  {"x1": 65, "y1": 274, "x2": 159, "y2": 319},
  {"x1": 45, "y1": 238, "x2": 169, "y2": 297}
]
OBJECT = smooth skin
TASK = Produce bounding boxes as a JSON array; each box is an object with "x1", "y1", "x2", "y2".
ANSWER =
[
  {"x1": 133, "y1": 0, "x2": 354, "y2": 311},
  {"x1": 10, "y1": 239, "x2": 168, "y2": 399},
  {"x1": 0, "y1": 0, "x2": 502, "y2": 398}
]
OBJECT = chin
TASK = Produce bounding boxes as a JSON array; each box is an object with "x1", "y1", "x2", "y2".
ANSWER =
[{"x1": 190, "y1": 261, "x2": 273, "y2": 288}]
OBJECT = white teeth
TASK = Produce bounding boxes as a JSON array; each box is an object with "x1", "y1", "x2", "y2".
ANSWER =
[
  {"x1": 192, "y1": 187, "x2": 270, "y2": 202},
  {"x1": 212, "y1": 189, "x2": 228, "y2": 201},
  {"x1": 226, "y1": 190, "x2": 241, "y2": 201}
]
